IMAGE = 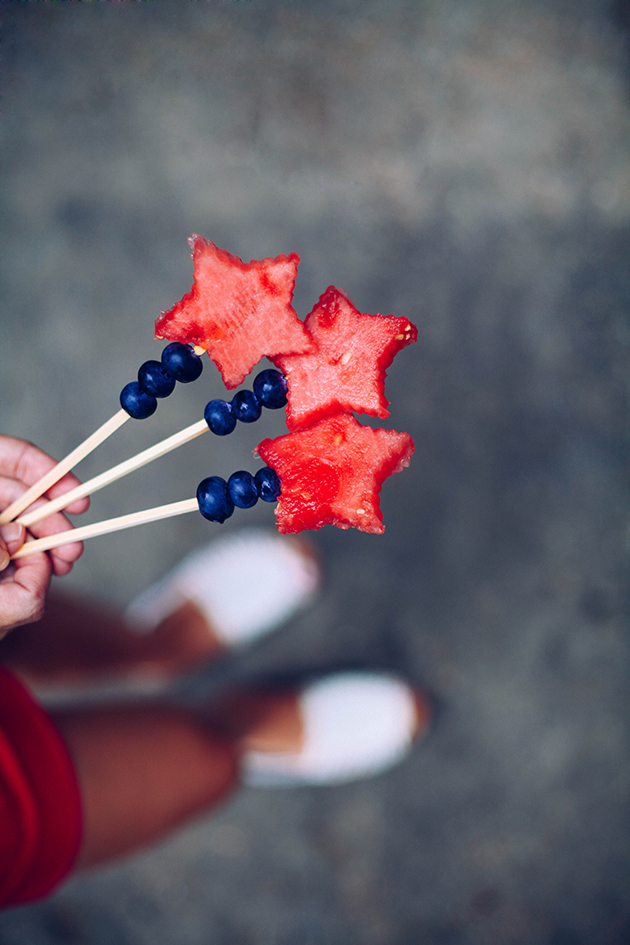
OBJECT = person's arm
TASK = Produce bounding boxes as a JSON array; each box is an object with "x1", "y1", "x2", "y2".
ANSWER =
[{"x1": 0, "y1": 434, "x2": 89, "y2": 637}]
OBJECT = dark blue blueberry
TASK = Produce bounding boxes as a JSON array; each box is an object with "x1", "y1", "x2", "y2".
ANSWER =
[
  {"x1": 120, "y1": 381, "x2": 158, "y2": 419},
  {"x1": 197, "y1": 476, "x2": 234, "y2": 523},
  {"x1": 227, "y1": 470, "x2": 258, "y2": 509},
  {"x1": 204, "y1": 399, "x2": 237, "y2": 436},
  {"x1": 138, "y1": 360, "x2": 176, "y2": 398},
  {"x1": 253, "y1": 369, "x2": 288, "y2": 409},
  {"x1": 231, "y1": 389, "x2": 262, "y2": 423},
  {"x1": 161, "y1": 342, "x2": 203, "y2": 383},
  {"x1": 255, "y1": 467, "x2": 281, "y2": 502}
]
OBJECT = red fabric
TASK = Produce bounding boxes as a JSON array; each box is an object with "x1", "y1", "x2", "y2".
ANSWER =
[{"x1": 0, "y1": 666, "x2": 82, "y2": 908}]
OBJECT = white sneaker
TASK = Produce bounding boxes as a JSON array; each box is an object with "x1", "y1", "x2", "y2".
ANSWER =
[
  {"x1": 125, "y1": 528, "x2": 320, "y2": 647},
  {"x1": 242, "y1": 672, "x2": 429, "y2": 786}
]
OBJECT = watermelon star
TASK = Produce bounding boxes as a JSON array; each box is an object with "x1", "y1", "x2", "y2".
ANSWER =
[
  {"x1": 272, "y1": 286, "x2": 417, "y2": 431},
  {"x1": 257, "y1": 412, "x2": 414, "y2": 534},
  {"x1": 155, "y1": 235, "x2": 313, "y2": 389}
]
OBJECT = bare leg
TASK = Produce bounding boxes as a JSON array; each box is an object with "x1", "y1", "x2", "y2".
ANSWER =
[
  {"x1": 54, "y1": 702, "x2": 239, "y2": 870},
  {"x1": 0, "y1": 591, "x2": 222, "y2": 686},
  {"x1": 52, "y1": 690, "x2": 316, "y2": 871},
  {"x1": 52, "y1": 683, "x2": 429, "y2": 871}
]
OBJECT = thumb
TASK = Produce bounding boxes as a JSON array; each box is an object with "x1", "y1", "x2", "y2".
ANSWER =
[{"x1": 0, "y1": 523, "x2": 26, "y2": 570}]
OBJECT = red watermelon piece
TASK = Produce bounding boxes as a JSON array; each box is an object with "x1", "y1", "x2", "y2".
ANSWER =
[
  {"x1": 257, "y1": 412, "x2": 414, "y2": 534},
  {"x1": 272, "y1": 286, "x2": 417, "y2": 431},
  {"x1": 155, "y1": 235, "x2": 313, "y2": 389}
]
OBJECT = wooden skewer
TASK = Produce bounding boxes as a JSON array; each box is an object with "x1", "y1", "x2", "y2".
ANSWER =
[
  {"x1": 0, "y1": 409, "x2": 130, "y2": 525},
  {"x1": 12, "y1": 498, "x2": 200, "y2": 559},
  {"x1": 18, "y1": 419, "x2": 208, "y2": 528}
]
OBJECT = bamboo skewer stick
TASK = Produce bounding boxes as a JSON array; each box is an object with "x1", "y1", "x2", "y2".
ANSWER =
[
  {"x1": 0, "y1": 409, "x2": 130, "y2": 525},
  {"x1": 18, "y1": 419, "x2": 208, "y2": 528},
  {"x1": 12, "y1": 498, "x2": 200, "y2": 559}
]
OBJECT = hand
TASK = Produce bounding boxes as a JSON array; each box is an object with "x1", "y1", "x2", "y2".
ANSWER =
[{"x1": 0, "y1": 435, "x2": 90, "y2": 636}]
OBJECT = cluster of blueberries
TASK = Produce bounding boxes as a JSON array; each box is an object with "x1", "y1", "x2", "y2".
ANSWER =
[
  {"x1": 197, "y1": 466, "x2": 281, "y2": 524},
  {"x1": 119, "y1": 342, "x2": 205, "y2": 419},
  {"x1": 119, "y1": 342, "x2": 285, "y2": 523}
]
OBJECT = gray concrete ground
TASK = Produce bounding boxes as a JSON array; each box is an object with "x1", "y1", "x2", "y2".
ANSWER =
[{"x1": 1, "y1": 1, "x2": 629, "y2": 943}]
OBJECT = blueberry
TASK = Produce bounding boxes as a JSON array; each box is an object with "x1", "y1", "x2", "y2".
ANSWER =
[
  {"x1": 227, "y1": 470, "x2": 258, "y2": 509},
  {"x1": 161, "y1": 342, "x2": 203, "y2": 383},
  {"x1": 255, "y1": 467, "x2": 281, "y2": 502},
  {"x1": 120, "y1": 381, "x2": 158, "y2": 419},
  {"x1": 204, "y1": 399, "x2": 237, "y2": 436},
  {"x1": 138, "y1": 360, "x2": 176, "y2": 398},
  {"x1": 197, "y1": 476, "x2": 234, "y2": 523},
  {"x1": 253, "y1": 369, "x2": 288, "y2": 409},
  {"x1": 231, "y1": 389, "x2": 261, "y2": 423}
]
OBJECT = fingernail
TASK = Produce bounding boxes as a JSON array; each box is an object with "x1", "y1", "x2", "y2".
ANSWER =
[
  {"x1": 0, "y1": 523, "x2": 25, "y2": 546},
  {"x1": 0, "y1": 546, "x2": 9, "y2": 572}
]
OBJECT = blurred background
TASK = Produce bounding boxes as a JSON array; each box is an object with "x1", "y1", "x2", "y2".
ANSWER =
[{"x1": 1, "y1": 1, "x2": 629, "y2": 942}]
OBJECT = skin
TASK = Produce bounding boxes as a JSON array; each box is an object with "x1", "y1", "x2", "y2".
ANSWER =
[
  {"x1": 54, "y1": 701, "x2": 240, "y2": 870},
  {"x1": 52, "y1": 670, "x2": 305, "y2": 870},
  {"x1": 0, "y1": 434, "x2": 88, "y2": 637}
]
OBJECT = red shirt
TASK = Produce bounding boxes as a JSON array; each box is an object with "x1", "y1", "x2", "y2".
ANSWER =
[{"x1": 0, "y1": 666, "x2": 82, "y2": 908}]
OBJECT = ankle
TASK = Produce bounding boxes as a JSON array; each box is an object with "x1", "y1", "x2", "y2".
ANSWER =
[
  {"x1": 122, "y1": 601, "x2": 225, "y2": 678},
  {"x1": 204, "y1": 690, "x2": 305, "y2": 755}
]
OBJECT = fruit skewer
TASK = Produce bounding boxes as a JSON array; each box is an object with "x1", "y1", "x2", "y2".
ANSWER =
[
  {"x1": 11, "y1": 407, "x2": 414, "y2": 558},
  {"x1": 4, "y1": 237, "x2": 418, "y2": 543},
  {"x1": 12, "y1": 467, "x2": 281, "y2": 559},
  {"x1": 12, "y1": 407, "x2": 415, "y2": 556},
  {"x1": 15, "y1": 368, "x2": 289, "y2": 529}
]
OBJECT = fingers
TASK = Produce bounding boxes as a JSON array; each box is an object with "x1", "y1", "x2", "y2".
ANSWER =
[
  {"x1": 20, "y1": 506, "x2": 83, "y2": 575},
  {"x1": 0, "y1": 474, "x2": 84, "y2": 575},
  {"x1": 0, "y1": 434, "x2": 72, "y2": 486},
  {"x1": 0, "y1": 523, "x2": 52, "y2": 633},
  {"x1": 0, "y1": 523, "x2": 26, "y2": 567},
  {"x1": 46, "y1": 540, "x2": 83, "y2": 577},
  {"x1": 0, "y1": 434, "x2": 90, "y2": 516},
  {"x1": 0, "y1": 435, "x2": 89, "y2": 634},
  {"x1": 0, "y1": 548, "x2": 52, "y2": 634},
  {"x1": 46, "y1": 480, "x2": 90, "y2": 517}
]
